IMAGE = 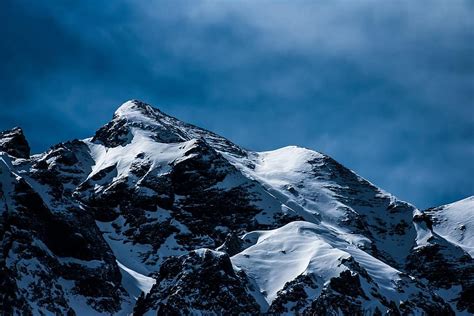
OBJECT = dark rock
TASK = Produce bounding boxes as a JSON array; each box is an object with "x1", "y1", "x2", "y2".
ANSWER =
[
  {"x1": 268, "y1": 274, "x2": 318, "y2": 314},
  {"x1": 406, "y1": 236, "x2": 474, "y2": 313},
  {"x1": 133, "y1": 249, "x2": 260, "y2": 315},
  {"x1": 216, "y1": 232, "x2": 244, "y2": 256},
  {"x1": 0, "y1": 127, "x2": 30, "y2": 159}
]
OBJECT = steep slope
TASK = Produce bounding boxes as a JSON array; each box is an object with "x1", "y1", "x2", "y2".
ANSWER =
[
  {"x1": 0, "y1": 100, "x2": 472, "y2": 315},
  {"x1": 225, "y1": 146, "x2": 417, "y2": 268},
  {"x1": 0, "y1": 127, "x2": 30, "y2": 159},
  {"x1": 404, "y1": 198, "x2": 474, "y2": 313},
  {"x1": 424, "y1": 196, "x2": 474, "y2": 257},
  {"x1": 0, "y1": 149, "x2": 128, "y2": 315},
  {"x1": 77, "y1": 102, "x2": 301, "y2": 279}
]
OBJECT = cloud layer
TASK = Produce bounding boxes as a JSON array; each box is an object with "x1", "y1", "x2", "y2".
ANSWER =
[{"x1": 1, "y1": 0, "x2": 473, "y2": 208}]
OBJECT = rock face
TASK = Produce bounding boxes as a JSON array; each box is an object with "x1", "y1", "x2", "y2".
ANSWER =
[
  {"x1": 0, "y1": 127, "x2": 30, "y2": 159},
  {"x1": 0, "y1": 100, "x2": 472, "y2": 315},
  {"x1": 133, "y1": 249, "x2": 260, "y2": 315}
]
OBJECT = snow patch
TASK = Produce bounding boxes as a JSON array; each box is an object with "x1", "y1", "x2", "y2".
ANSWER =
[{"x1": 116, "y1": 260, "x2": 156, "y2": 299}]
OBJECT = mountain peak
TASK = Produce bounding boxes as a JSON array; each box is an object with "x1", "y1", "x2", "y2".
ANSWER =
[
  {"x1": 114, "y1": 100, "x2": 166, "y2": 121},
  {"x1": 0, "y1": 126, "x2": 30, "y2": 159},
  {"x1": 94, "y1": 100, "x2": 246, "y2": 156},
  {"x1": 93, "y1": 100, "x2": 185, "y2": 147}
]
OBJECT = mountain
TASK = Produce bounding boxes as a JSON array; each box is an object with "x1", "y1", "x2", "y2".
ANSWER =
[
  {"x1": 424, "y1": 197, "x2": 474, "y2": 257},
  {"x1": 0, "y1": 100, "x2": 472, "y2": 315}
]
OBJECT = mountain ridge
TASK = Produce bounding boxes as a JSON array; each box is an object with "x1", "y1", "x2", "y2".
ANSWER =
[{"x1": 0, "y1": 100, "x2": 472, "y2": 315}]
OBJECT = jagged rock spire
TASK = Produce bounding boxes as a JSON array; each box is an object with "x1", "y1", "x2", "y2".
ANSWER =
[{"x1": 0, "y1": 127, "x2": 30, "y2": 159}]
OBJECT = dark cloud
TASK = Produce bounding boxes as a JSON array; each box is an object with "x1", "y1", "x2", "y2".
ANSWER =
[{"x1": 0, "y1": 0, "x2": 472, "y2": 208}]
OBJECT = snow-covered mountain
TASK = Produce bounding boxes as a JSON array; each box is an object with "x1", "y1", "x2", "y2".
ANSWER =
[{"x1": 0, "y1": 100, "x2": 472, "y2": 315}]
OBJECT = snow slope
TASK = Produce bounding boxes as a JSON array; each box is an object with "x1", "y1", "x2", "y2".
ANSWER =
[
  {"x1": 225, "y1": 145, "x2": 418, "y2": 267},
  {"x1": 425, "y1": 196, "x2": 474, "y2": 257},
  {"x1": 232, "y1": 221, "x2": 443, "y2": 314}
]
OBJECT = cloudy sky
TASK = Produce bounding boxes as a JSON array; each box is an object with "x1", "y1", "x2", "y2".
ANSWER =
[{"x1": 1, "y1": 0, "x2": 473, "y2": 208}]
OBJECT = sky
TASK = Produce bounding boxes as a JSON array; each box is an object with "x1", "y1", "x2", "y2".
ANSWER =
[{"x1": 0, "y1": 0, "x2": 473, "y2": 209}]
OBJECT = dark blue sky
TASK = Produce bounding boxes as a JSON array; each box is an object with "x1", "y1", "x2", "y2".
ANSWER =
[{"x1": 1, "y1": 0, "x2": 473, "y2": 208}]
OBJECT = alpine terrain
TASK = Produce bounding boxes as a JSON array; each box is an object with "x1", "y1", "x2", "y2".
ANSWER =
[{"x1": 0, "y1": 100, "x2": 472, "y2": 315}]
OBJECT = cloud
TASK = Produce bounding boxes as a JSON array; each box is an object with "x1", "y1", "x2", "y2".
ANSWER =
[{"x1": 0, "y1": 0, "x2": 472, "y2": 208}]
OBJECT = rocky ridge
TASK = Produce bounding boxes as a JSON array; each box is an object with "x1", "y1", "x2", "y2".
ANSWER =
[{"x1": 0, "y1": 100, "x2": 472, "y2": 315}]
